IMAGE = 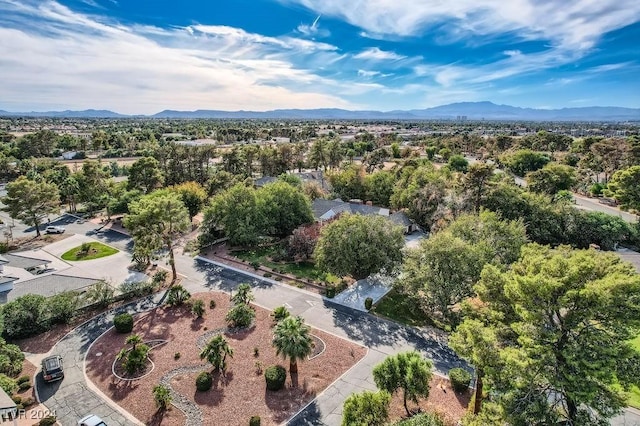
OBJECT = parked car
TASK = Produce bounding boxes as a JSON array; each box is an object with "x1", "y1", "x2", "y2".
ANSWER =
[
  {"x1": 41, "y1": 355, "x2": 64, "y2": 383},
  {"x1": 45, "y1": 225, "x2": 65, "y2": 234},
  {"x1": 78, "y1": 414, "x2": 107, "y2": 426}
]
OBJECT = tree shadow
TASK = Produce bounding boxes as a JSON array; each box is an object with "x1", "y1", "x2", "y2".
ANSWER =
[
  {"x1": 147, "y1": 409, "x2": 166, "y2": 426},
  {"x1": 225, "y1": 325, "x2": 256, "y2": 341},
  {"x1": 324, "y1": 299, "x2": 470, "y2": 374},
  {"x1": 192, "y1": 370, "x2": 233, "y2": 407},
  {"x1": 285, "y1": 398, "x2": 324, "y2": 425},
  {"x1": 191, "y1": 317, "x2": 205, "y2": 331},
  {"x1": 107, "y1": 378, "x2": 139, "y2": 401},
  {"x1": 193, "y1": 258, "x2": 275, "y2": 292}
]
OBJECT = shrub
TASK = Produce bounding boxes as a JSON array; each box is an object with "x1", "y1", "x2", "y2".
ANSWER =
[
  {"x1": 120, "y1": 281, "x2": 155, "y2": 297},
  {"x1": 0, "y1": 343, "x2": 25, "y2": 377},
  {"x1": 393, "y1": 412, "x2": 445, "y2": 426},
  {"x1": 85, "y1": 280, "x2": 115, "y2": 308},
  {"x1": 196, "y1": 371, "x2": 213, "y2": 391},
  {"x1": 153, "y1": 384, "x2": 172, "y2": 410},
  {"x1": 449, "y1": 368, "x2": 472, "y2": 393},
  {"x1": 364, "y1": 297, "x2": 373, "y2": 310},
  {"x1": 325, "y1": 286, "x2": 336, "y2": 298},
  {"x1": 16, "y1": 375, "x2": 30, "y2": 385},
  {"x1": 264, "y1": 365, "x2": 286, "y2": 391},
  {"x1": 209, "y1": 299, "x2": 216, "y2": 309},
  {"x1": 174, "y1": 352, "x2": 181, "y2": 360},
  {"x1": 225, "y1": 303, "x2": 255, "y2": 328},
  {"x1": 166, "y1": 285, "x2": 191, "y2": 306},
  {"x1": 118, "y1": 344, "x2": 150, "y2": 375},
  {"x1": 263, "y1": 272, "x2": 272, "y2": 278},
  {"x1": 48, "y1": 291, "x2": 80, "y2": 324},
  {"x1": 271, "y1": 306, "x2": 290, "y2": 321},
  {"x1": 0, "y1": 374, "x2": 17, "y2": 395},
  {"x1": 1, "y1": 294, "x2": 50, "y2": 339},
  {"x1": 250, "y1": 415, "x2": 261, "y2": 426},
  {"x1": 18, "y1": 381, "x2": 31, "y2": 391},
  {"x1": 191, "y1": 299, "x2": 205, "y2": 318},
  {"x1": 152, "y1": 270, "x2": 168, "y2": 286},
  {"x1": 21, "y1": 397, "x2": 35, "y2": 408},
  {"x1": 250, "y1": 260, "x2": 260, "y2": 270},
  {"x1": 253, "y1": 347, "x2": 259, "y2": 357},
  {"x1": 274, "y1": 277, "x2": 282, "y2": 282},
  {"x1": 114, "y1": 313, "x2": 134, "y2": 333},
  {"x1": 38, "y1": 416, "x2": 57, "y2": 426},
  {"x1": 79, "y1": 242, "x2": 92, "y2": 255}
]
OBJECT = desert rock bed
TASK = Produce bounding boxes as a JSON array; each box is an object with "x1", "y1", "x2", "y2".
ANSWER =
[{"x1": 85, "y1": 291, "x2": 367, "y2": 426}]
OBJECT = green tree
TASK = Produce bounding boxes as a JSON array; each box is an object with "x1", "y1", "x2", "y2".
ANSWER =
[
  {"x1": 166, "y1": 285, "x2": 191, "y2": 306},
  {"x1": 203, "y1": 184, "x2": 265, "y2": 246},
  {"x1": 526, "y1": 163, "x2": 576, "y2": 195},
  {"x1": 365, "y1": 171, "x2": 396, "y2": 206},
  {"x1": 47, "y1": 291, "x2": 80, "y2": 324},
  {"x1": 1, "y1": 176, "x2": 60, "y2": 237},
  {"x1": 502, "y1": 150, "x2": 549, "y2": 177},
  {"x1": 272, "y1": 316, "x2": 313, "y2": 375},
  {"x1": 170, "y1": 181, "x2": 207, "y2": 221},
  {"x1": 76, "y1": 160, "x2": 109, "y2": 212},
  {"x1": 200, "y1": 335, "x2": 234, "y2": 373},
  {"x1": 309, "y1": 138, "x2": 329, "y2": 171},
  {"x1": 128, "y1": 157, "x2": 164, "y2": 193},
  {"x1": 372, "y1": 351, "x2": 433, "y2": 416},
  {"x1": 125, "y1": 192, "x2": 190, "y2": 281},
  {"x1": 314, "y1": 214, "x2": 404, "y2": 280},
  {"x1": 606, "y1": 165, "x2": 640, "y2": 211},
  {"x1": 451, "y1": 244, "x2": 640, "y2": 425},
  {"x1": 328, "y1": 165, "x2": 367, "y2": 201},
  {"x1": 448, "y1": 154, "x2": 469, "y2": 172},
  {"x1": 1, "y1": 294, "x2": 50, "y2": 339},
  {"x1": 342, "y1": 390, "x2": 391, "y2": 426},
  {"x1": 463, "y1": 163, "x2": 495, "y2": 213},
  {"x1": 0, "y1": 339, "x2": 25, "y2": 377},
  {"x1": 152, "y1": 384, "x2": 172, "y2": 410},
  {"x1": 225, "y1": 303, "x2": 255, "y2": 328},
  {"x1": 258, "y1": 181, "x2": 314, "y2": 237}
]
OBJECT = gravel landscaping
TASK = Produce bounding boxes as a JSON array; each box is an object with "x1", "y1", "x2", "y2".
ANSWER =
[{"x1": 85, "y1": 291, "x2": 367, "y2": 425}]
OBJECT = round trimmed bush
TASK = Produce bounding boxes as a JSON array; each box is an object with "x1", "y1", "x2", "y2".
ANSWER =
[
  {"x1": 196, "y1": 371, "x2": 213, "y2": 391},
  {"x1": 249, "y1": 415, "x2": 261, "y2": 426},
  {"x1": 264, "y1": 365, "x2": 286, "y2": 391},
  {"x1": 114, "y1": 313, "x2": 134, "y2": 333},
  {"x1": 449, "y1": 367, "x2": 472, "y2": 393}
]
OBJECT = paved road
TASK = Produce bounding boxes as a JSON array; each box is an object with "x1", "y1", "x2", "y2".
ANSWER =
[
  {"x1": 573, "y1": 193, "x2": 639, "y2": 223},
  {"x1": 38, "y1": 295, "x2": 163, "y2": 426},
  {"x1": 24, "y1": 217, "x2": 640, "y2": 426}
]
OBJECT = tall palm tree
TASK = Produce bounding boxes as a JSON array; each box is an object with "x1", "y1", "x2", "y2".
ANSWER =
[
  {"x1": 272, "y1": 316, "x2": 313, "y2": 374},
  {"x1": 200, "y1": 335, "x2": 234, "y2": 373}
]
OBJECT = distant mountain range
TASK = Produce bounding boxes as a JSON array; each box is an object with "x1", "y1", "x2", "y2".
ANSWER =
[{"x1": 1, "y1": 102, "x2": 639, "y2": 121}]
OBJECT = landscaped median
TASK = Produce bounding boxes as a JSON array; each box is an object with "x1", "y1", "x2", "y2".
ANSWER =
[
  {"x1": 85, "y1": 291, "x2": 368, "y2": 425},
  {"x1": 61, "y1": 241, "x2": 118, "y2": 261}
]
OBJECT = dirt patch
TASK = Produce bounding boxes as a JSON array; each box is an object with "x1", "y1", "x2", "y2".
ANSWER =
[
  {"x1": 8, "y1": 233, "x2": 70, "y2": 251},
  {"x1": 85, "y1": 292, "x2": 367, "y2": 426},
  {"x1": 387, "y1": 375, "x2": 471, "y2": 425}
]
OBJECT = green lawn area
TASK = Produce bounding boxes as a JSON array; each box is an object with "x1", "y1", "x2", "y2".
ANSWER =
[
  {"x1": 627, "y1": 335, "x2": 640, "y2": 408},
  {"x1": 61, "y1": 242, "x2": 119, "y2": 261},
  {"x1": 233, "y1": 246, "x2": 339, "y2": 284},
  {"x1": 371, "y1": 289, "x2": 435, "y2": 328}
]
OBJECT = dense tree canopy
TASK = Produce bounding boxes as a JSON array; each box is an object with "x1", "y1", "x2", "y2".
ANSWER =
[
  {"x1": 314, "y1": 213, "x2": 404, "y2": 280},
  {"x1": 525, "y1": 163, "x2": 576, "y2": 195},
  {"x1": 606, "y1": 165, "x2": 640, "y2": 212},
  {"x1": 342, "y1": 391, "x2": 391, "y2": 426},
  {"x1": 450, "y1": 244, "x2": 640, "y2": 425}
]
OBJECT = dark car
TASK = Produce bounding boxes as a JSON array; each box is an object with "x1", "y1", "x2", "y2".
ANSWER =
[{"x1": 42, "y1": 355, "x2": 64, "y2": 383}]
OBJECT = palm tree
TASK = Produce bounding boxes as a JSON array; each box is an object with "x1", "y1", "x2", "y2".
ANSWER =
[
  {"x1": 200, "y1": 335, "x2": 234, "y2": 373},
  {"x1": 231, "y1": 283, "x2": 254, "y2": 305},
  {"x1": 126, "y1": 334, "x2": 143, "y2": 350},
  {"x1": 272, "y1": 316, "x2": 313, "y2": 375}
]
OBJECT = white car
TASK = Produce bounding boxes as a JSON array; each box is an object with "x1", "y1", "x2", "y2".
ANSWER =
[
  {"x1": 45, "y1": 225, "x2": 65, "y2": 234},
  {"x1": 78, "y1": 414, "x2": 107, "y2": 426}
]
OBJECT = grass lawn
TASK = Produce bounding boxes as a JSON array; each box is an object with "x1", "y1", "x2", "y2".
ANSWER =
[
  {"x1": 627, "y1": 335, "x2": 640, "y2": 409},
  {"x1": 61, "y1": 242, "x2": 118, "y2": 261},
  {"x1": 234, "y1": 246, "x2": 339, "y2": 284},
  {"x1": 371, "y1": 289, "x2": 435, "y2": 328}
]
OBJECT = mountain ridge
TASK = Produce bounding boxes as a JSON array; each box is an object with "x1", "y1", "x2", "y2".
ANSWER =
[{"x1": 1, "y1": 102, "x2": 639, "y2": 121}]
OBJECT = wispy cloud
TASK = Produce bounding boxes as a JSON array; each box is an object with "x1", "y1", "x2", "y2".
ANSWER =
[
  {"x1": 0, "y1": 0, "x2": 355, "y2": 114},
  {"x1": 354, "y1": 47, "x2": 406, "y2": 61},
  {"x1": 297, "y1": 14, "x2": 330, "y2": 37}
]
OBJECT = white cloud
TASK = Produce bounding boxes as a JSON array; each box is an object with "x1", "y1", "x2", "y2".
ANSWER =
[
  {"x1": 297, "y1": 14, "x2": 330, "y2": 37},
  {"x1": 354, "y1": 47, "x2": 406, "y2": 61},
  {"x1": 357, "y1": 70, "x2": 380, "y2": 77},
  {"x1": 0, "y1": 1, "x2": 355, "y2": 114},
  {"x1": 282, "y1": 0, "x2": 640, "y2": 52}
]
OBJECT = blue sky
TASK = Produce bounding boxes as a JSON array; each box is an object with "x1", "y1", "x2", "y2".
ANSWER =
[{"x1": 0, "y1": 0, "x2": 639, "y2": 114}]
